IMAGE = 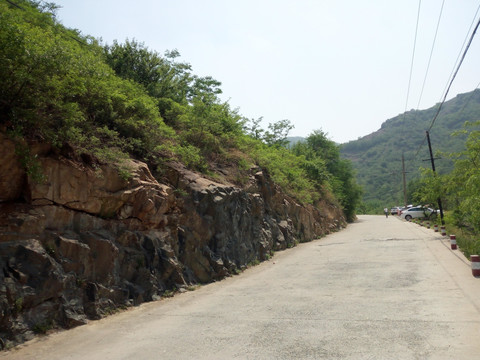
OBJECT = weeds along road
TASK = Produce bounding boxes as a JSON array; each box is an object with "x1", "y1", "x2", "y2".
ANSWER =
[{"x1": 2, "y1": 215, "x2": 480, "y2": 360}]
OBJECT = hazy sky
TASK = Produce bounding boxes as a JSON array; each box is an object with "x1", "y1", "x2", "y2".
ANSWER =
[{"x1": 52, "y1": 0, "x2": 480, "y2": 144}]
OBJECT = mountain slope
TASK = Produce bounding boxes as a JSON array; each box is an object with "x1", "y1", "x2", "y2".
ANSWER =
[{"x1": 341, "y1": 89, "x2": 480, "y2": 208}]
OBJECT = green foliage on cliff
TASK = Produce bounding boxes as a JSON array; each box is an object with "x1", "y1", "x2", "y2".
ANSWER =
[
  {"x1": 0, "y1": 0, "x2": 360, "y2": 220},
  {"x1": 292, "y1": 131, "x2": 362, "y2": 221},
  {"x1": 0, "y1": 0, "x2": 174, "y2": 164}
]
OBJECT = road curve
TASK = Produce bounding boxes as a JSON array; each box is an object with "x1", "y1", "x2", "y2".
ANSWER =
[{"x1": 2, "y1": 215, "x2": 480, "y2": 359}]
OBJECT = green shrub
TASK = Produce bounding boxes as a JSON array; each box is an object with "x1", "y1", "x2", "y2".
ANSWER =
[{"x1": 0, "y1": 1, "x2": 361, "y2": 223}]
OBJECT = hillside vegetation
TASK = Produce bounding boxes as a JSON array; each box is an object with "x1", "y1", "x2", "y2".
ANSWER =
[
  {"x1": 0, "y1": 0, "x2": 361, "y2": 221},
  {"x1": 342, "y1": 88, "x2": 480, "y2": 257},
  {"x1": 341, "y1": 89, "x2": 480, "y2": 212}
]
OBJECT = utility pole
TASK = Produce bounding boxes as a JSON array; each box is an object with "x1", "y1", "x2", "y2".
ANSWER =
[
  {"x1": 426, "y1": 131, "x2": 445, "y2": 225},
  {"x1": 402, "y1": 153, "x2": 407, "y2": 208}
]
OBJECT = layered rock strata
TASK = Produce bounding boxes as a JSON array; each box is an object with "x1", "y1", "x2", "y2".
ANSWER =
[{"x1": 0, "y1": 134, "x2": 345, "y2": 348}]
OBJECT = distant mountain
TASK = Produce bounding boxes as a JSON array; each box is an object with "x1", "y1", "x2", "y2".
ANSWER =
[
  {"x1": 287, "y1": 136, "x2": 305, "y2": 146},
  {"x1": 340, "y1": 89, "x2": 480, "y2": 208}
]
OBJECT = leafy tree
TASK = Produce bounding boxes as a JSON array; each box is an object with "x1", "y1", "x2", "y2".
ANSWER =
[
  {"x1": 245, "y1": 117, "x2": 265, "y2": 140},
  {"x1": 104, "y1": 40, "x2": 192, "y2": 104},
  {"x1": 406, "y1": 178, "x2": 423, "y2": 205},
  {"x1": 413, "y1": 121, "x2": 480, "y2": 233},
  {"x1": 0, "y1": 0, "x2": 172, "y2": 164},
  {"x1": 292, "y1": 130, "x2": 362, "y2": 221},
  {"x1": 189, "y1": 75, "x2": 222, "y2": 104},
  {"x1": 104, "y1": 40, "x2": 222, "y2": 115},
  {"x1": 446, "y1": 122, "x2": 480, "y2": 231},
  {"x1": 245, "y1": 117, "x2": 294, "y2": 148},
  {"x1": 263, "y1": 119, "x2": 294, "y2": 147},
  {"x1": 411, "y1": 169, "x2": 446, "y2": 208},
  {"x1": 305, "y1": 130, "x2": 340, "y2": 167},
  {"x1": 178, "y1": 99, "x2": 244, "y2": 162},
  {"x1": 104, "y1": 38, "x2": 238, "y2": 167},
  {"x1": 254, "y1": 144, "x2": 315, "y2": 204}
]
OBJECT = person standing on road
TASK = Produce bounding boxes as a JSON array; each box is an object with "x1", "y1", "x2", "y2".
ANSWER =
[{"x1": 384, "y1": 207, "x2": 389, "y2": 218}]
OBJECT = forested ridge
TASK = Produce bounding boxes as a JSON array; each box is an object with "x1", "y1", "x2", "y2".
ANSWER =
[
  {"x1": 0, "y1": 0, "x2": 361, "y2": 221},
  {"x1": 341, "y1": 89, "x2": 480, "y2": 211},
  {"x1": 341, "y1": 88, "x2": 480, "y2": 256}
]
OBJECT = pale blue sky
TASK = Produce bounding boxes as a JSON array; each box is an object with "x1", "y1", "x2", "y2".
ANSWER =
[{"x1": 53, "y1": 0, "x2": 480, "y2": 143}]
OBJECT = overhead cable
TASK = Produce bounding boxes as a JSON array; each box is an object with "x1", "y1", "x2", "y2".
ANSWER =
[
  {"x1": 406, "y1": 0, "x2": 444, "y2": 167},
  {"x1": 403, "y1": 0, "x2": 422, "y2": 116},
  {"x1": 440, "y1": 2, "x2": 480, "y2": 100},
  {"x1": 410, "y1": 10, "x2": 480, "y2": 163},
  {"x1": 4, "y1": 0, "x2": 23, "y2": 10},
  {"x1": 401, "y1": 0, "x2": 422, "y2": 175},
  {"x1": 411, "y1": 83, "x2": 480, "y2": 163},
  {"x1": 415, "y1": 0, "x2": 445, "y2": 110},
  {"x1": 426, "y1": 14, "x2": 480, "y2": 133}
]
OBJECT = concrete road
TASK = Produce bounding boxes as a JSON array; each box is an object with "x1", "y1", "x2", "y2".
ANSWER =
[{"x1": 2, "y1": 215, "x2": 480, "y2": 359}]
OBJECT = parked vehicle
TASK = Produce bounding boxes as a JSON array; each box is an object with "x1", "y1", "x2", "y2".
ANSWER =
[
  {"x1": 391, "y1": 206, "x2": 405, "y2": 215},
  {"x1": 400, "y1": 206, "x2": 436, "y2": 220}
]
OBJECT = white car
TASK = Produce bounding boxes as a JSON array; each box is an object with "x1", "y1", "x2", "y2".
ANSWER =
[
  {"x1": 390, "y1": 207, "x2": 400, "y2": 215},
  {"x1": 400, "y1": 206, "x2": 436, "y2": 221}
]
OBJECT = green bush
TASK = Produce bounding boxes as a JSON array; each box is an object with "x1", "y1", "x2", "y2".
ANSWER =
[
  {"x1": 0, "y1": 1, "x2": 362, "y2": 222},
  {"x1": 0, "y1": 1, "x2": 172, "y2": 164}
]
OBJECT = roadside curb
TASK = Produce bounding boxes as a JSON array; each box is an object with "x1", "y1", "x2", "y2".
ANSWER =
[{"x1": 407, "y1": 219, "x2": 480, "y2": 278}]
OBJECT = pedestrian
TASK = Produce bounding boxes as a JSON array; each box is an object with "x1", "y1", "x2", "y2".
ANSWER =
[{"x1": 384, "y1": 207, "x2": 389, "y2": 218}]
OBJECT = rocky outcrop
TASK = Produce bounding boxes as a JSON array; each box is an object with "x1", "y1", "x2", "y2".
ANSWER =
[
  {"x1": 0, "y1": 137, "x2": 345, "y2": 348},
  {"x1": 0, "y1": 133, "x2": 25, "y2": 203}
]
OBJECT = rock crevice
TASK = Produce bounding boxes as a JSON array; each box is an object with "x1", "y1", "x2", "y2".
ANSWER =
[{"x1": 0, "y1": 140, "x2": 345, "y2": 348}]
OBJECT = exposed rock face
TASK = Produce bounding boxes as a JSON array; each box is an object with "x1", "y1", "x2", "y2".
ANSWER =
[
  {"x1": 0, "y1": 137, "x2": 345, "y2": 348},
  {"x1": 0, "y1": 133, "x2": 25, "y2": 202}
]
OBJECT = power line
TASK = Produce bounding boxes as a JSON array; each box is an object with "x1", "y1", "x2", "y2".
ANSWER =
[
  {"x1": 440, "y1": 2, "x2": 480, "y2": 100},
  {"x1": 403, "y1": 0, "x2": 422, "y2": 117},
  {"x1": 406, "y1": 0, "x2": 444, "y2": 166},
  {"x1": 412, "y1": 133, "x2": 428, "y2": 161},
  {"x1": 411, "y1": 82, "x2": 480, "y2": 165},
  {"x1": 415, "y1": 0, "x2": 445, "y2": 110},
  {"x1": 409, "y1": 9, "x2": 480, "y2": 165},
  {"x1": 4, "y1": 0, "x2": 23, "y2": 10},
  {"x1": 426, "y1": 14, "x2": 480, "y2": 133},
  {"x1": 399, "y1": 0, "x2": 422, "y2": 191}
]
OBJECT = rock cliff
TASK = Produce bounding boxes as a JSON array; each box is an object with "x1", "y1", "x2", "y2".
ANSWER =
[{"x1": 0, "y1": 132, "x2": 345, "y2": 348}]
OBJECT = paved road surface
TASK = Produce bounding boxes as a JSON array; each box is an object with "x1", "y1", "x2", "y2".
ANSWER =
[{"x1": 2, "y1": 215, "x2": 480, "y2": 359}]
